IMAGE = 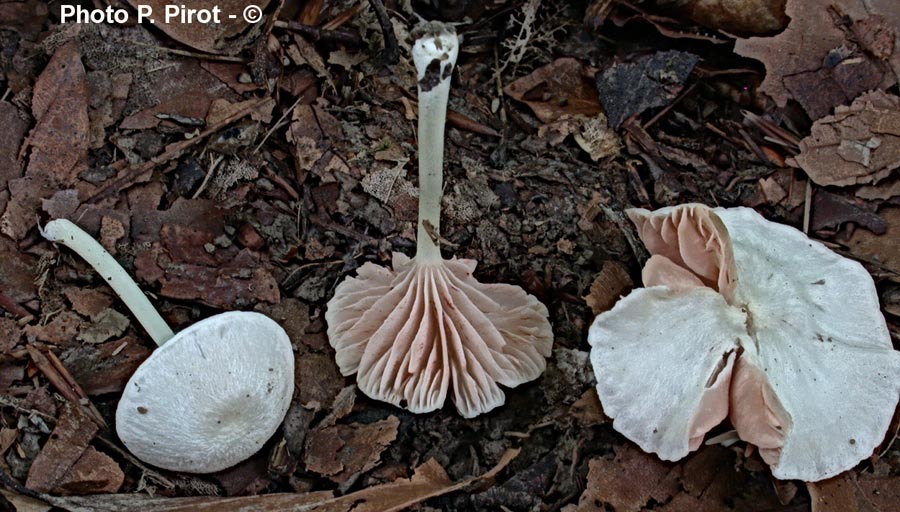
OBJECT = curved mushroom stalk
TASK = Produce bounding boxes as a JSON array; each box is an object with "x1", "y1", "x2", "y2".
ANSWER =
[
  {"x1": 327, "y1": 254, "x2": 552, "y2": 418},
  {"x1": 589, "y1": 204, "x2": 900, "y2": 482},
  {"x1": 325, "y1": 22, "x2": 553, "y2": 417},
  {"x1": 42, "y1": 219, "x2": 294, "y2": 473}
]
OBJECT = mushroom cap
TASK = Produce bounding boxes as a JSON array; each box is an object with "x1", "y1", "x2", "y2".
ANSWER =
[
  {"x1": 116, "y1": 311, "x2": 294, "y2": 473},
  {"x1": 717, "y1": 206, "x2": 900, "y2": 481},
  {"x1": 590, "y1": 204, "x2": 900, "y2": 481},
  {"x1": 589, "y1": 286, "x2": 745, "y2": 461},
  {"x1": 326, "y1": 253, "x2": 553, "y2": 418}
]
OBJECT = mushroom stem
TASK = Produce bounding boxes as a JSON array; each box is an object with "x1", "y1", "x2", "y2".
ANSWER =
[
  {"x1": 41, "y1": 219, "x2": 175, "y2": 346},
  {"x1": 412, "y1": 22, "x2": 459, "y2": 263}
]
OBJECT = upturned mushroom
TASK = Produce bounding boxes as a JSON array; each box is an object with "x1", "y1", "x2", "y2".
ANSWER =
[
  {"x1": 42, "y1": 219, "x2": 294, "y2": 473},
  {"x1": 588, "y1": 204, "x2": 900, "y2": 481},
  {"x1": 326, "y1": 22, "x2": 553, "y2": 418}
]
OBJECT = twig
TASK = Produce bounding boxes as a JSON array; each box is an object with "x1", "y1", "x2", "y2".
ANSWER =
[
  {"x1": 25, "y1": 346, "x2": 108, "y2": 429},
  {"x1": 643, "y1": 82, "x2": 697, "y2": 129},
  {"x1": 273, "y1": 20, "x2": 361, "y2": 46},
  {"x1": 803, "y1": 181, "x2": 812, "y2": 234},
  {"x1": 128, "y1": 41, "x2": 248, "y2": 63},
  {"x1": 368, "y1": 0, "x2": 399, "y2": 64},
  {"x1": 0, "y1": 291, "x2": 32, "y2": 318}
]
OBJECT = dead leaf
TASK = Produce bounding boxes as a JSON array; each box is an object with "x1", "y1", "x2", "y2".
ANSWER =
[
  {"x1": 2, "y1": 42, "x2": 89, "y2": 240},
  {"x1": 574, "y1": 114, "x2": 621, "y2": 160},
  {"x1": 0, "y1": 235, "x2": 37, "y2": 304},
  {"x1": 24, "y1": 311, "x2": 84, "y2": 347},
  {"x1": 25, "y1": 403, "x2": 123, "y2": 495},
  {"x1": 124, "y1": 0, "x2": 271, "y2": 54},
  {"x1": 136, "y1": 247, "x2": 280, "y2": 307},
  {"x1": 63, "y1": 336, "x2": 151, "y2": 396},
  {"x1": 585, "y1": 261, "x2": 635, "y2": 315},
  {"x1": 577, "y1": 444, "x2": 679, "y2": 512},
  {"x1": 658, "y1": 446, "x2": 784, "y2": 512},
  {"x1": 304, "y1": 416, "x2": 400, "y2": 484},
  {"x1": 76, "y1": 309, "x2": 130, "y2": 345},
  {"x1": 504, "y1": 58, "x2": 602, "y2": 123},
  {"x1": 808, "y1": 473, "x2": 859, "y2": 512},
  {"x1": 667, "y1": 0, "x2": 788, "y2": 35},
  {"x1": 807, "y1": 472, "x2": 900, "y2": 512},
  {"x1": 846, "y1": 207, "x2": 900, "y2": 280},
  {"x1": 33, "y1": 449, "x2": 521, "y2": 512},
  {"x1": 569, "y1": 388, "x2": 610, "y2": 427},
  {"x1": 791, "y1": 90, "x2": 900, "y2": 187},
  {"x1": 120, "y1": 59, "x2": 241, "y2": 130},
  {"x1": 811, "y1": 189, "x2": 886, "y2": 234},
  {"x1": 856, "y1": 176, "x2": 900, "y2": 200},
  {"x1": 596, "y1": 50, "x2": 699, "y2": 129},
  {"x1": 64, "y1": 288, "x2": 114, "y2": 318},
  {"x1": 0, "y1": 101, "x2": 29, "y2": 218},
  {"x1": 735, "y1": 0, "x2": 898, "y2": 119}
]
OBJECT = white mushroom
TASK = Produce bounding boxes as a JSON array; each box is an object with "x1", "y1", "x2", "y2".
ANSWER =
[
  {"x1": 589, "y1": 204, "x2": 900, "y2": 481},
  {"x1": 325, "y1": 22, "x2": 553, "y2": 418},
  {"x1": 42, "y1": 219, "x2": 294, "y2": 473}
]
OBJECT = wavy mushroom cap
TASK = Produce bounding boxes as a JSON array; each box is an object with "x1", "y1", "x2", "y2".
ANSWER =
[
  {"x1": 590, "y1": 204, "x2": 900, "y2": 481},
  {"x1": 326, "y1": 253, "x2": 553, "y2": 418},
  {"x1": 116, "y1": 311, "x2": 294, "y2": 473}
]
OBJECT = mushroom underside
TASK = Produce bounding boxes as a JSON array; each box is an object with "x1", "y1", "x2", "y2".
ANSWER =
[{"x1": 326, "y1": 253, "x2": 553, "y2": 418}]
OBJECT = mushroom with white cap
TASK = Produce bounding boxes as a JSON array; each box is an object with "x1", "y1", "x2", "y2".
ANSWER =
[
  {"x1": 325, "y1": 22, "x2": 553, "y2": 419},
  {"x1": 41, "y1": 219, "x2": 294, "y2": 473},
  {"x1": 588, "y1": 203, "x2": 900, "y2": 481}
]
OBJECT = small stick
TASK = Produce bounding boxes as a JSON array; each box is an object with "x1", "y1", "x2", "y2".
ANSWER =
[
  {"x1": 803, "y1": 181, "x2": 813, "y2": 234},
  {"x1": 25, "y1": 346, "x2": 108, "y2": 429},
  {"x1": 368, "y1": 0, "x2": 399, "y2": 64},
  {"x1": 0, "y1": 291, "x2": 31, "y2": 318},
  {"x1": 273, "y1": 20, "x2": 361, "y2": 46}
]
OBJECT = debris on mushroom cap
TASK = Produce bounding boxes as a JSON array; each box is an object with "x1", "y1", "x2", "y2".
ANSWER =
[
  {"x1": 589, "y1": 203, "x2": 900, "y2": 482},
  {"x1": 326, "y1": 253, "x2": 553, "y2": 418},
  {"x1": 116, "y1": 311, "x2": 294, "y2": 473}
]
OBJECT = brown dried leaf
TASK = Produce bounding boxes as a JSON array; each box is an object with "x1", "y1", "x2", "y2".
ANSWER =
[
  {"x1": 123, "y1": 1, "x2": 271, "y2": 54},
  {"x1": 119, "y1": 59, "x2": 241, "y2": 130},
  {"x1": 504, "y1": 58, "x2": 602, "y2": 123},
  {"x1": 304, "y1": 416, "x2": 400, "y2": 484},
  {"x1": 25, "y1": 403, "x2": 123, "y2": 495},
  {"x1": 0, "y1": 234, "x2": 36, "y2": 304},
  {"x1": 595, "y1": 50, "x2": 699, "y2": 128},
  {"x1": 667, "y1": 0, "x2": 787, "y2": 35},
  {"x1": 811, "y1": 189, "x2": 886, "y2": 234},
  {"x1": 659, "y1": 448, "x2": 784, "y2": 511},
  {"x1": 577, "y1": 444, "x2": 679, "y2": 512},
  {"x1": 807, "y1": 472, "x2": 900, "y2": 511},
  {"x1": 792, "y1": 90, "x2": 900, "y2": 187},
  {"x1": 0, "y1": 101, "x2": 29, "y2": 218},
  {"x1": 735, "y1": 0, "x2": 898, "y2": 119},
  {"x1": 808, "y1": 473, "x2": 859, "y2": 512},
  {"x1": 846, "y1": 207, "x2": 900, "y2": 281},
  {"x1": 24, "y1": 311, "x2": 84, "y2": 347},
  {"x1": 585, "y1": 261, "x2": 634, "y2": 316},
  {"x1": 63, "y1": 336, "x2": 151, "y2": 396},
  {"x1": 856, "y1": 176, "x2": 900, "y2": 200},
  {"x1": 2, "y1": 42, "x2": 89, "y2": 240}
]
